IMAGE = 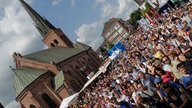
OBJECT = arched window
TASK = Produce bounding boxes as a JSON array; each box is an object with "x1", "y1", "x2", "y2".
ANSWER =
[
  {"x1": 68, "y1": 89, "x2": 73, "y2": 95},
  {"x1": 42, "y1": 93, "x2": 58, "y2": 108},
  {"x1": 30, "y1": 105, "x2": 36, "y2": 108},
  {"x1": 50, "y1": 43, "x2": 55, "y2": 47},
  {"x1": 54, "y1": 39, "x2": 59, "y2": 45},
  {"x1": 76, "y1": 77, "x2": 83, "y2": 85},
  {"x1": 70, "y1": 80, "x2": 81, "y2": 92}
]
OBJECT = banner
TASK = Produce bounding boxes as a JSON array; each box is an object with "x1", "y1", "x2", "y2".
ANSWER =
[
  {"x1": 108, "y1": 42, "x2": 126, "y2": 55},
  {"x1": 145, "y1": 13, "x2": 156, "y2": 25}
]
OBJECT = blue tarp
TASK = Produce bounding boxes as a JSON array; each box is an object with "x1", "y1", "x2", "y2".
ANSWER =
[{"x1": 108, "y1": 42, "x2": 126, "y2": 56}]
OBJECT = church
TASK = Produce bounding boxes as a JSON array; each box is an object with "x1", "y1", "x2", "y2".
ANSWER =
[{"x1": 12, "y1": 0, "x2": 102, "y2": 108}]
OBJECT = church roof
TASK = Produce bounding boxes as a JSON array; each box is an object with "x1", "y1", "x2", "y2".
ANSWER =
[
  {"x1": 23, "y1": 46, "x2": 85, "y2": 64},
  {"x1": 74, "y1": 41, "x2": 90, "y2": 50},
  {"x1": 53, "y1": 71, "x2": 64, "y2": 90},
  {"x1": 101, "y1": 18, "x2": 120, "y2": 36},
  {"x1": 13, "y1": 67, "x2": 47, "y2": 97}
]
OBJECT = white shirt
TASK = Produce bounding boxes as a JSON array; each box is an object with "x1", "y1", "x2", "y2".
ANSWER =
[{"x1": 163, "y1": 64, "x2": 171, "y2": 72}]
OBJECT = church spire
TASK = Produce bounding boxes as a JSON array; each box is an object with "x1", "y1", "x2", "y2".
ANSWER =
[
  {"x1": 19, "y1": 0, "x2": 74, "y2": 48},
  {"x1": 19, "y1": 0, "x2": 56, "y2": 37}
]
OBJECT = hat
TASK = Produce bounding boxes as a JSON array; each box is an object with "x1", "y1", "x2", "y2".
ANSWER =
[{"x1": 154, "y1": 77, "x2": 162, "y2": 83}]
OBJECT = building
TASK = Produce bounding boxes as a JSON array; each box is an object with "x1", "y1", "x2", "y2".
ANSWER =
[
  {"x1": 12, "y1": 0, "x2": 101, "y2": 108},
  {"x1": 134, "y1": 0, "x2": 146, "y2": 6},
  {"x1": 101, "y1": 18, "x2": 132, "y2": 44}
]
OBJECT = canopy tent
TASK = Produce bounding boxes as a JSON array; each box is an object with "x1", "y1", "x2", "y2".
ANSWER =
[
  {"x1": 108, "y1": 42, "x2": 126, "y2": 60},
  {"x1": 59, "y1": 59, "x2": 111, "y2": 108},
  {"x1": 108, "y1": 42, "x2": 126, "y2": 56},
  {"x1": 59, "y1": 93, "x2": 79, "y2": 108},
  {"x1": 109, "y1": 49, "x2": 121, "y2": 60},
  {"x1": 81, "y1": 59, "x2": 111, "y2": 92}
]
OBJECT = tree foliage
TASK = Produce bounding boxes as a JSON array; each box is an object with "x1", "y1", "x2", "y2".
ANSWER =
[
  {"x1": 141, "y1": 2, "x2": 152, "y2": 17},
  {"x1": 130, "y1": 9, "x2": 141, "y2": 26},
  {"x1": 108, "y1": 42, "x2": 114, "y2": 50}
]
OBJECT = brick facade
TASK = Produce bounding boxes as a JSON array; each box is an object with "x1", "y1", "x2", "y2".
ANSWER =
[
  {"x1": 43, "y1": 29, "x2": 73, "y2": 48},
  {"x1": 14, "y1": 49, "x2": 101, "y2": 108},
  {"x1": 14, "y1": 1, "x2": 102, "y2": 107}
]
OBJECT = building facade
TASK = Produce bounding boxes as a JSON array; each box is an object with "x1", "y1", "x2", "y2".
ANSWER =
[
  {"x1": 101, "y1": 18, "x2": 132, "y2": 44},
  {"x1": 13, "y1": 0, "x2": 101, "y2": 108}
]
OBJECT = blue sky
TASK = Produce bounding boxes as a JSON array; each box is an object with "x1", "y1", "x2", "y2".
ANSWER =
[{"x1": 0, "y1": 0, "x2": 138, "y2": 107}]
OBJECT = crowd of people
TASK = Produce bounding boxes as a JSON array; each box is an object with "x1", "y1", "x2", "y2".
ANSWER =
[{"x1": 72, "y1": 1, "x2": 192, "y2": 108}]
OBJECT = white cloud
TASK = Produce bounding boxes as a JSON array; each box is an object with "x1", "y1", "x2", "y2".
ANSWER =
[
  {"x1": 97, "y1": 0, "x2": 138, "y2": 19},
  {"x1": 70, "y1": 0, "x2": 75, "y2": 7},
  {"x1": 51, "y1": 0, "x2": 75, "y2": 7},
  {"x1": 5, "y1": 100, "x2": 20, "y2": 108},
  {"x1": 75, "y1": 0, "x2": 138, "y2": 51},
  {"x1": 0, "y1": 0, "x2": 139, "y2": 107},
  {"x1": 75, "y1": 21, "x2": 104, "y2": 50},
  {"x1": 0, "y1": 0, "x2": 45, "y2": 107},
  {"x1": 51, "y1": 0, "x2": 61, "y2": 6},
  {"x1": 95, "y1": 0, "x2": 106, "y2": 3}
]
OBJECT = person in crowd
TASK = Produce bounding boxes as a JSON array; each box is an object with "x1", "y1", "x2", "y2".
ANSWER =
[
  {"x1": 177, "y1": 63, "x2": 192, "y2": 89},
  {"x1": 139, "y1": 72, "x2": 155, "y2": 87},
  {"x1": 168, "y1": 50, "x2": 183, "y2": 81},
  {"x1": 176, "y1": 36, "x2": 192, "y2": 54},
  {"x1": 164, "y1": 84, "x2": 190, "y2": 108},
  {"x1": 75, "y1": 2, "x2": 192, "y2": 107}
]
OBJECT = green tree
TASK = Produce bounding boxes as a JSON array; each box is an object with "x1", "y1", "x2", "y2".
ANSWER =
[
  {"x1": 108, "y1": 42, "x2": 114, "y2": 50},
  {"x1": 100, "y1": 47, "x2": 106, "y2": 53},
  {"x1": 130, "y1": 9, "x2": 141, "y2": 26},
  {"x1": 141, "y1": 2, "x2": 152, "y2": 17}
]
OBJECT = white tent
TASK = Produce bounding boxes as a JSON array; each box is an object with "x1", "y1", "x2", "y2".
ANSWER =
[
  {"x1": 59, "y1": 59, "x2": 111, "y2": 108},
  {"x1": 80, "y1": 59, "x2": 111, "y2": 92},
  {"x1": 59, "y1": 92, "x2": 79, "y2": 108},
  {"x1": 109, "y1": 49, "x2": 121, "y2": 60}
]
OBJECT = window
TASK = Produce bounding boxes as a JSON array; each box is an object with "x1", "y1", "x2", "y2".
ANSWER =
[
  {"x1": 68, "y1": 89, "x2": 73, "y2": 95},
  {"x1": 105, "y1": 32, "x2": 111, "y2": 38},
  {"x1": 42, "y1": 94, "x2": 58, "y2": 108},
  {"x1": 109, "y1": 28, "x2": 114, "y2": 34},
  {"x1": 30, "y1": 105, "x2": 36, "y2": 108},
  {"x1": 70, "y1": 80, "x2": 81, "y2": 92},
  {"x1": 109, "y1": 32, "x2": 118, "y2": 41},
  {"x1": 122, "y1": 32, "x2": 128, "y2": 38},
  {"x1": 114, "y1": 23, "x2": 120, "y2": 30},
  {"x1": 54, "y1": 39, "x2": 59, "y2": 45},
  {"x1": 50, "y1": 43, "x2": 55, "y2": 47},
  {"x1": 76, "y1": 77, "x2": 83, "y2": 85},
  {"x1": 118, "y1": 27, "x2": 124, "y2": 34}
]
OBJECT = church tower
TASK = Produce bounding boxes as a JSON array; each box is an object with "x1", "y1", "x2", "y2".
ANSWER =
[
  {"x1": 19, "y1": 0, "x2": 74, "y2": 48},
  {"x1": 12, "y1": 1, "x2": 102, "y2": 108}
]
